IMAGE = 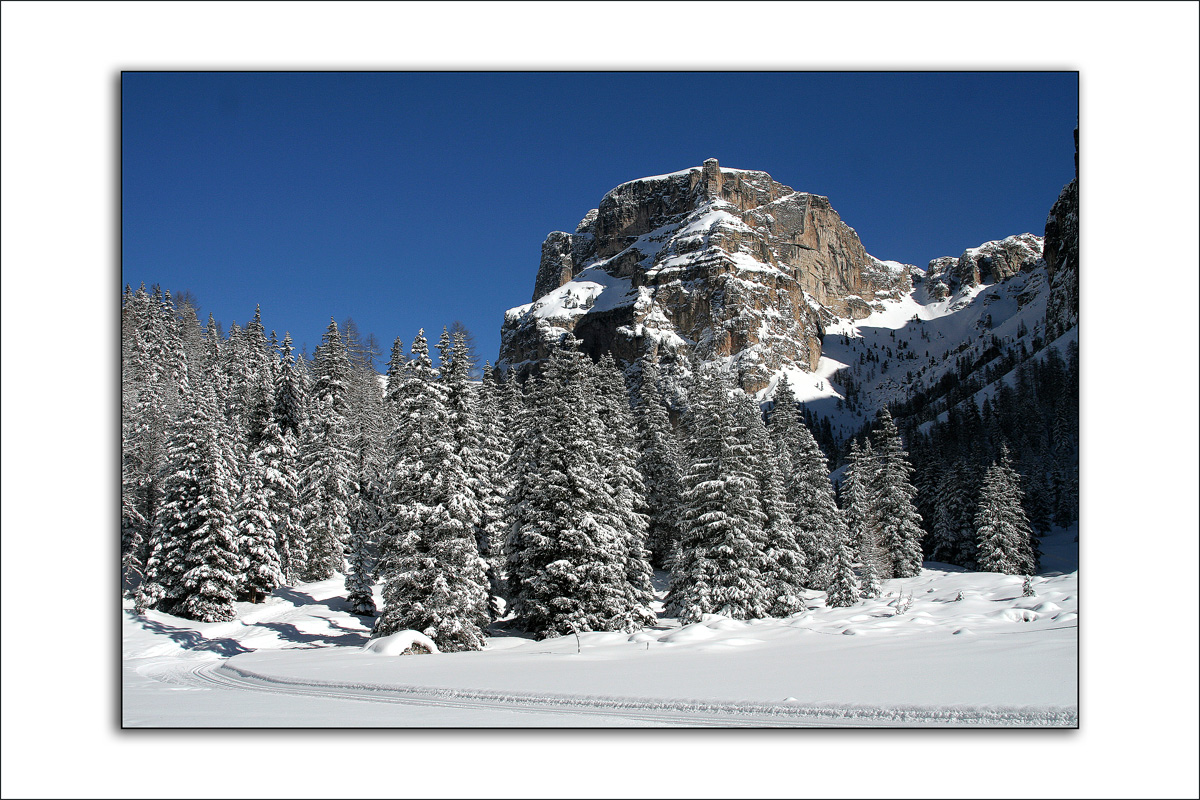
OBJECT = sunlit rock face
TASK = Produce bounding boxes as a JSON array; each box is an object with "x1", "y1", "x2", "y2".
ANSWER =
[
  {"x1": 498, "y1": 159, "x2": 911, "y2": 393},
  {"x1": 925, "y1": 233, "x2": 1046, "y2": 297}
]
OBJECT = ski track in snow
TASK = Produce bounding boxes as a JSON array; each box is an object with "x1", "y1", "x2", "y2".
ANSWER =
[{"x1": 136, "y1": 658, "x2": 1075, "y2": 728}]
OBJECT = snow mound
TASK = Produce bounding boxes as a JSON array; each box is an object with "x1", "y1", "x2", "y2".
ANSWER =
[{"x1": 362, "y1": 630, "x2": 440, "y2": 656}]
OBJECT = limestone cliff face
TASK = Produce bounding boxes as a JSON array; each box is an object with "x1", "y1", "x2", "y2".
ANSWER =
[{"x1": 499, "y1": 159, "x2": 910, "y2": 392}]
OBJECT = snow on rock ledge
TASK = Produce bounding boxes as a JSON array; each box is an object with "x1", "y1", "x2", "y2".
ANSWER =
[{"x1": 362, "y1": 630, "x2": 440, "y2": 656}]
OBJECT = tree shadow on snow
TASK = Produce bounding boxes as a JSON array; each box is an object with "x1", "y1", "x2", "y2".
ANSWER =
[
  {"x1": 127, "y1": 610, "x2": 252, "y2": 657},
  {"x1": 271, "y1": 586, "x2": 359, "y2": 616},
  {"x1": 255, "y1": 620, "x2": 370, "y2": 649},
  {"x1": 271, "y1": 585, "x2": 317, "y2": 607}
]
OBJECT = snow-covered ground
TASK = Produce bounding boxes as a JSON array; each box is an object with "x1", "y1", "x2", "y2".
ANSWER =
[{"x1": 123, "y1": 526, "x2": 1078, "y2": 728}]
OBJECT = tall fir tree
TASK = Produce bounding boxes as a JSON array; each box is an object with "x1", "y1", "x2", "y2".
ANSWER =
[
  {"x1": 743, "y1": 392, "x2": 807, "y2": 617},
  {"x1": 475, "y1": 362, "x2": 515, "y2": 616},
  {"x1": 299, "y1": 320, "x2": 356, "y2": 581},
  {"x1": 632, "y1": 352, "x2": 686, "y2": 570},
  {"x1": 137, "y1": 380, "x2": 241, "y2": 622},
  {"x1": 870, "y1": 410, "x2": 925, "y2": 579},
  {"x1": 266, "y1": 335, "x2": 308, "y2": 583},
  {"x1": 824, "y1": 525, "x2": 862, "y2": 608},
  {"x1": 788, "y1": 413, "x2": 843, "y2": 590},
  {"x1": 505, "y1": 343, "x2": 651, "y2": 638},
  {"x1": 122, "y1": 285, "x2": 180, "y2": 592},
  {"x1": 178, "y1": 380, "x2": 243, "y2": 622},
  {"x1": 666, "y1": 368, "x2": 772, "y2": 623},
  {"x1": 929, "y1": 458, "x2": 980, "y2": 569},
  {"x1": 438, "y1": 328, "x2": 487, "y2": 568},
  {"x1": 342, "y1": 343, "x2": 385, "y2": 616},
  {"x1": 589, "y1": 354, "x2": 657, "y2": 629},
  {"x1": 974, "y1": 446, "x2": 1038, "y2": 575},
  {"x1": 372, "y1": 330, "x2": 491, "y2": 651},
  {"x1": 234, "y1": 444, "x2": 284, "y2": 604},
  {"x1": 842, "y1": 438, "x2": 886, "y2": 583}
]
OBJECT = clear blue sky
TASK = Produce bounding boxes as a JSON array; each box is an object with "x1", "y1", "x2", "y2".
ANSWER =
[{"x1": 122, "y1": 71, "x2": 1078, "y2": 366}]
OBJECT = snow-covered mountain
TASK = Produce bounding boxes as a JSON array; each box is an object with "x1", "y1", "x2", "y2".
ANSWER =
[
  {"x1": 497, "y1": 159, "x2": 910, "y2": 393},
  {"x1": 497, "y1": 159, "x2": 1077, "y2": 442}
]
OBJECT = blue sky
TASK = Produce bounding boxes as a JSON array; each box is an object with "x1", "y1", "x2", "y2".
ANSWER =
[{"x1": 122, "y1": 71, "x2": 1078, "y2": 365}]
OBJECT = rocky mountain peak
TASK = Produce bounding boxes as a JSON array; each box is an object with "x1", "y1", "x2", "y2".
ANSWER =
[{"x1": 500, "y1": 161, "x2": 912, "y2": 393}]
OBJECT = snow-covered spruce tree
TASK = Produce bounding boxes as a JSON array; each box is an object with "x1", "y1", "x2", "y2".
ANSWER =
[
  {"x1": 265, "y1": 334, "x2": 308, "y2": 583},
  {"x1": 176, "y1": 384, "x2": 243, "y2": 623},
  {"x1": 137, "y1": 379, "x2": 242, "y2": 622},
  {"x1": 440, "y1": 328, "x2": 511, "y2": 621},
  {"x1": 505, "y1": 343, "x2": 649, "y2": 638},
  {"x1": 475, "y1": 362, "x2": 515, "y2": 616},
  {"x1": 929, "y1": 458, "x2": 979, "y2": 569},
  {"x1": 438, "y1": 329, "x2": 487, "y2": 565},
  {"x1": 766, "y1": 374, "x2": 805, "y2": 465},
  {"x1": 974, "y1": 446, "x2": 1038, "y2": 575},
  {"x1": 741, "y1": 391, "x2": 806, "y2": 617},
  {"x1": 341, "y1": 337, "x2": 385, "y2": 617},
  {"x1": 589, "y1": 353, "x2": 657, "y2": 629},
  {"x1": 234, "y1": 444, "x2": 284, "y2": 604},
  {"x1": 374, "y1": 336, "x2": 408, "y2": 584},
  {"x1": 824, "y1": 524, "x2": 862, "y2": 608},
  {"x1": 782, "y1": 407, "x2": 842, "y2": 589},
  {"x1": 842, "y1": 438, "x2": 886, "y2": 585},
  {"x1": 632, "y1": 352, "x2": 685, "y2": 570},
  {"x1": 122, "y1": 285, "x2": 186, "y2": 592},
  {"x1": 372, "y1": 330, "x2": 490, "y2": 651},
  {"x1": 298, "y1": 320, "x2": 357, "y2": 582},
  {"x1": 870, "y1": 409, "x2": 925, "y2": 579},
  {"x1": 666, "y1": 367, "x2": 772, "y2": 623}
]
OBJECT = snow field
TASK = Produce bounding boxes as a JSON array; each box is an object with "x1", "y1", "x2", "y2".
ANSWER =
[{"x1": 124, "y1": 529, "x2": 1078, "y2": 727}]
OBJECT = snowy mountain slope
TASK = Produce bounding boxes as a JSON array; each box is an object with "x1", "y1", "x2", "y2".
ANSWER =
[
  {"x1": 756, "y1": 234, "x2": 1066, "y2": 444},
  {"x1": 125, "y1": 528, "x2": 1078, "y2": 727}
]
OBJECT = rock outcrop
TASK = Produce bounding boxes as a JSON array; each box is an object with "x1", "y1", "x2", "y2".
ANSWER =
[
  {"x1": 499, "y1": 159, "x2": 911, "y2": 393},
  {"x1": 925, "y1": 233, "x2": 1045, "y2": 297},
  {"x1": 1044, "y1": 127, "x2": 1079, "y2": 341}
]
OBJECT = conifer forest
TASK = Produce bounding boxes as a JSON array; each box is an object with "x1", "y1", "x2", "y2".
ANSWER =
[{"x1": 121, "y1": 284, "x2": 1077, "y2": 652}]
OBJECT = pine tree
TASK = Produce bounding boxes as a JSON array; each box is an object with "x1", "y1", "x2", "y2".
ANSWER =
[
  {"x1": 475, "y1": 363, "x2": 515, "y2": 616},
  {"x1": 373, "y1": 330, "x2": 490, "y2": 651},
  {"x1": 745, "y1": 393, "x2": 806, "y2": 617},
  {"x1": 788, "y1": 414, "x2": 842, "y2": 590},
  {"x1": 342, "y1": 349, "x2": 384, "y2": 616},
  {"x1": 438, "y1": 328, "x2": 487, "y2": 571},
  {"x1": 929, "y1": 458, "x2": 979, "y2": 568},
  {"x1": 824, "y1": 525, "x2": 862, "y2": 608},
  {"x1": 505, "y1": 344, "x2": 649, "y2": 638},
  {"x1": 975, "y1": 446, "x2": 1038, "y2": 575},
  {"x1": 264, "y1": 335, "x2": 308, "y2": 583},
  {"x1": 299, "y1": 320, "x2": 356, "y2": 581},
  {"x1": 344, "y1": 487, "x2": 379, "y2": 616},
  {"x1": 666, "y1": 368, "x2": 772, "y2": 623},
  {"x1": 842, "y1": 438, "x2": 887, "y2": 582},
  {"x1": 632, "y1": 352, "x2": 685, "y2": 570},
  {"x1": 233, "y1": 447, "x2": 283, "y2": 604},
  {"x1": 137, "y1": 380, "x2": 241, "y2": 622},
  {"x1": 122, "y1": 285, "x2": 180, "y2": 593},
  {"x1": 871, "y1": 410, "x2": 925, "y2": 578},
  {"x1": 589, "y1": 354, "x2": 657, "y2": 629}
]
